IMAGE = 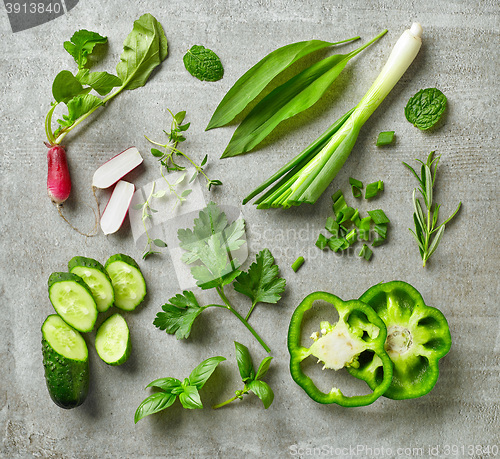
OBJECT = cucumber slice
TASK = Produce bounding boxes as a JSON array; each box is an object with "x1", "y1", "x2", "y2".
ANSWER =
[
  {"x1": 42, "y1": 315, "x2": 89, "y2": 409},
  {"x1": 105, "y1": 254, "x2": 146, "y2": 311},
  {"x1": 48, "y1": 272, "x2": 98, "y2": 332},
  {"x1": 68, "y1": 256, "x2": 115, "y2": 313},
  {"x1": 95, "y1": 313, "x2": 131, "y2": 365}
]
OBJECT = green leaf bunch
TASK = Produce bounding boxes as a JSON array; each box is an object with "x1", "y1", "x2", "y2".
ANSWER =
[
  {"x1": 403, "y1": 151, "x2": 461, "y2": 267},
  {"x1": 213, "y1": 342, "x2": 274, "y2": 409},
  {"x1": 46, "y1": 14, "x2": 168, "y2": 146},
  {"x1": 134, "y1": 356, "x2": 225, "y2": 423}
]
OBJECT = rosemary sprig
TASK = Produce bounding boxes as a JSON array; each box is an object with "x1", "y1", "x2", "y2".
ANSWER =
[{"x1": 403, "y1": 151, "x2": 461, "y2": 267}]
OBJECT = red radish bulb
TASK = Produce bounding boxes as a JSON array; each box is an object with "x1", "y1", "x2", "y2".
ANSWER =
[{"x1": 47, "y1": 145, "x2": 71, "y2": 205}]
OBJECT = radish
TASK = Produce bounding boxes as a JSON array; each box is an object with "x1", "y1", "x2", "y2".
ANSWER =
[
  {"x1": 100, "y1": 180, "x2": 135, "y2": 235},
  {"x1": 93, "y1": 147, "x2": 143, "y2": 189},
  {"x1": 47, "y1": 145, "x2": 71, "y2": 205}
]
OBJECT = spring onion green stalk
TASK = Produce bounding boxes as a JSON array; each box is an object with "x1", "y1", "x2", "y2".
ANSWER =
[
  {"x1": 291, "y1": 256, "x2": 305, "y2": 272},
  {"x1": 243, "y1": 23, "x2": 423, "y2": 209}
]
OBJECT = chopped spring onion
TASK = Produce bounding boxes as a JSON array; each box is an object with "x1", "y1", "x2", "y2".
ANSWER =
[
  {"x1": 365, "y1": 180, "x2": 384, "y2": 199},
  {"x1": 358, "y1": 216, "x2": 372, "y2": 241},
  {"x1": 328, "y1": 238, "x2": 348, "y2": 252},
  {"x1": 367, "y1": 209, "x2": 389, "y2": 224},
  {"x1": 325, "y1": 217, "x2": 339, "y2": 236},
  {"x1": 291, "y1": 256, "x2": 305, "y2": 272},
  {"x1": 358, "y1": 244, "x2": 373, "y2": 260},
  {"x1": 243, "y1": 23, "x2": 423, "y2": 209},
  {"x1": 315, "y1": 234, "x2": 329, "y2": 250},
  {"x1": 376, "y1": 131, "x2": 395, "y2": 146},
  {"x1": 349, "y1": 177, "x2": 363, "y2": 198}
]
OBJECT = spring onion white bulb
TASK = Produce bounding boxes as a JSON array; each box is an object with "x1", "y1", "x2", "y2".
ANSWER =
[{"x1": 244, "y1": 23, "x2": 423, "y2": 209}]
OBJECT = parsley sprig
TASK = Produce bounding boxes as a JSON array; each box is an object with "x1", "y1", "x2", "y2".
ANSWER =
[
  {"x1": 153, "y1": 202, "x2": 286, "y2": 353},
  {"x1": 145, "y1": 109, "x2": 222, "y2": 190},
  {"x1": 403, "y1": 151, "x2": 461, "y2": 267},
  {"x1": 213, "y1": 342, "x2": 274, "y2": 409}
]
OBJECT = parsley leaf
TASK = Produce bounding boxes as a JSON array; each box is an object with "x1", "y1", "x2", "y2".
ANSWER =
[
  {"x1": 233, "y1": 248, "x2": 286, "y2": 319},
  {"x1": 153, "y1": 291, "x2": 207, "y2": 339},
  {"x1": 405, "y1": 88, "x2": 447, "y2": 130},
  {"x1": 178, "y1": 202, "x2": 246, "y2": 289},
  {"x1": 63, "y1": 30, "x2": 108, "y2": 69},
  {"x1": 183, "y1": 45, "x2": 224, "y2": 82}
]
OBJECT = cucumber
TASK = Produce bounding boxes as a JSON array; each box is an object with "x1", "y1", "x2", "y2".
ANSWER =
[
  {"x1": 95, "y1": 313, "x2": 131, "y2": 365},
  {"x1": 68, "y1": 256, "x2": 114, "y2": 313},
  {"x1": 105, "y1": 254, "x2": 146, "y2": 311},
  {"x1": 48, "y1": 272, "x2": 98, "y2": 332},
  {"x1": 41, "y1": 315, "x2": 89, "y2": 409}
]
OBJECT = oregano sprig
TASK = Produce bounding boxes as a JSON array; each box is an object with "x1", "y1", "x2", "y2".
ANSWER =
[{"x1": 403, "y1": 151, "x2": 461, "y2": 267}]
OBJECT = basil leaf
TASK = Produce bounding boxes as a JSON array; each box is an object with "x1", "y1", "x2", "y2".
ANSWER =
[
  {"x1": 255, "y1": 356, "x2": 273, "y2": 380},
  {"x1": 405, "y1": 88, "x2": 447, "y2": 130},
  {"x1": 247, "y1": 380, "x2": 274, "y2": 409},
  {"x1": 116, "y1": 13, "x2": 168, "y2": 91},
  {"x1": 134, "y1": 392, "x2": 176, "y2": 423},
  {"x1": 146, "y1": 377, "x2": 182, "y2": 393},
  {"x1": 188, "y1": 356, "x2": 226, "y2": 389},
  {"x1": 183, "y1": 45, "x2": 224, "y2": 82},
  {"x1": 179, "y1": 385, "x2": 203, "y2": 409},
  {"x1": 206, "y1": 38, "x2": 358, "y2": 130},
  {"x1": 76, "y1": 69, "x2": 122, "y2": 96},
  {"x1": 52, "y1": 70, "x2": 84, "y2": 103},
  {"x1": 63, "y1": 29, "x2": 107, "y2": 69},
  {"x1": 234, "y1": 341, "x2": 255, "y2": 382}
]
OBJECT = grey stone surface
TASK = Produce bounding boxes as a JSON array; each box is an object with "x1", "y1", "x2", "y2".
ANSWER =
[{"x1": 1, "y1": 0, "x2": 498, "y2": 457}]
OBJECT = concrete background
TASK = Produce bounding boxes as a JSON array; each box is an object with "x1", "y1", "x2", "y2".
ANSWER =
[{"x1": 1, "y1": 0, "x2": 498, "y2": 457}]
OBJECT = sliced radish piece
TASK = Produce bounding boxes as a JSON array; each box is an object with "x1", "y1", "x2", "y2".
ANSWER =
[
  {"x1": 93, "y1": 147, "x2": 143, "y2": 189},
  {"x1": 100, "y1": 181, "x2": 135, "y2": 235}
]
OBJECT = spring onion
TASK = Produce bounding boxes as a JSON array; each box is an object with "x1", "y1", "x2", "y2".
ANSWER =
[
  {"x1": 365, "y1": 180, "x2": 384, "y2": 199},
  {"x1": 367, "y1": 209, "x2": 389, "y2": 224},
  {"x1": 358, "y1": 244, "x2": 373, "y2": 261},
  {"x1": 291, "y1": 256, "x2": 305, "y2": 273},
  {"x1": 243, "y1": 23, "x2": 423, "y2": 209},
  {"x1": 349, "y1": 177, "x2": 363, "y2": 198},
  {"x1": 376, "y1": 131, "x2": 395, "y2": 146}
]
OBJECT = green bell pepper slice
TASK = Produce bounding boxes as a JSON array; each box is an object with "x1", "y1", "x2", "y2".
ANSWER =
[
  {"x1": 354, "y1": 280, "x2": 451, "y2": 400},
  {"x1": 287, "y1": 291, "x2": 393, "y2": 407}
]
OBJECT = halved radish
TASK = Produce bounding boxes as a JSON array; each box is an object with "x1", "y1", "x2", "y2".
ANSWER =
[
  {"x1": 93, "y1": 147, "x2": 143, "y2": 189},
  {"x1": 101, "y1": 181, "x2": 135, "y2": 235}
]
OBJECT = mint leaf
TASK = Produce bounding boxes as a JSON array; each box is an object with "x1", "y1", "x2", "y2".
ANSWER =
[
  {"x1": 179, "y1": 385, "x2": 203, "y2": 409},
  {"x1": 76, "y1": 69, "x2": 122, "y2": 96},
  {"x1": 234, "y1": 342, "x2": 255, "y2": 382},
  {"x1": 63, "y1": 29, "x2": 107, "y2": 69},
  {"x1": 233, "y1": 248, "x2": 286, "y2": 308},
  {"x1": 405, "y1": 88, "x2": 447, "y2": 130},
  {"x1": 134, "y1": 392, "x2": 176, "y2": 423},
  {"x1": 153, "y1": 291, "x2": 206, "y2": 339},
  {"x1": 188, "y1": 356, "x2": 226, "y2": 389},
  {"x1": 183, "y1": 45, "x2": 224, "y2": 82},
  {"x1": 247, "y1": 380, "x2": 274, "y2": 409}
]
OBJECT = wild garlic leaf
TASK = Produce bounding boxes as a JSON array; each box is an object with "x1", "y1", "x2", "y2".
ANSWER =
[
  {"x1": 63, "y1": 29, "x2": 107, "y2": 69},
  {"x1": 134, "y1": 392, "x2": 176, "y2": 423},
  {"x1": 116, "y1": 13, "x2": 168, "y2": 91},
  {"x1": 183, "y1": 45, "x2": 224, "y2": 82},
  {"x1": 233, "y1": 249, "x2": 286, "y2": 308},
  {"x1": 153, "y1": 291, "x2": 206, "y2": 339},
  {"x1": 188, "y1": 356, "x2": 226, "y2": 389},
  {"x1": 76, "y1": 69, "x2": 122, "y2": 96},
  {"x1": 405, "y1": 88, "x2": 447, "y2": 130}
]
